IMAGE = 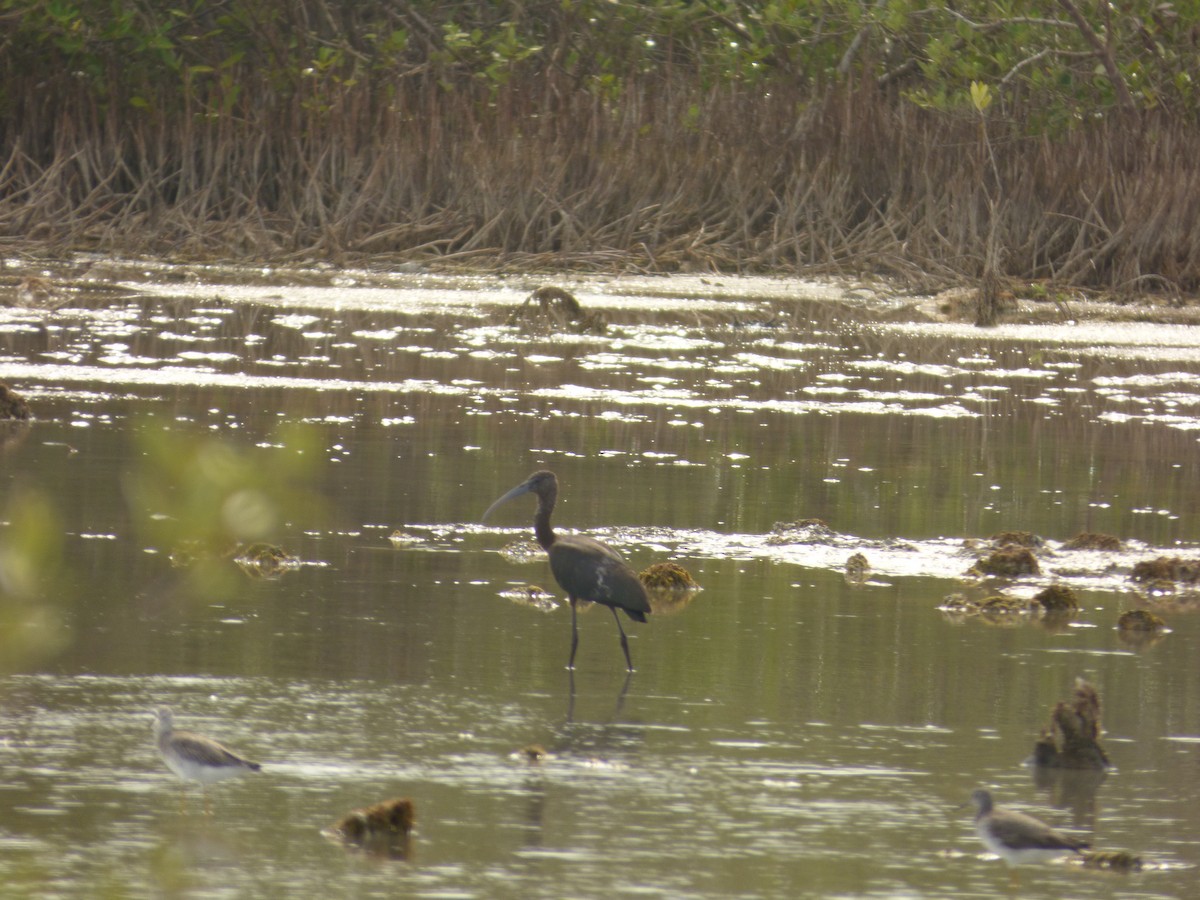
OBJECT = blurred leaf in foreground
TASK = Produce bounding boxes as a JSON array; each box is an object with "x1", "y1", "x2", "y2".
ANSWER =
[{"x1": 0, "y1": 488, "x2": 69, "y2": 671}]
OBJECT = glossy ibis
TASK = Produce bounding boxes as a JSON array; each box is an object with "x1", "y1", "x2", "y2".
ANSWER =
[
  {"x1": 484, "y1": 470, "x2": 650, "y2": 672},
  {"x1": 969, "y1": 789, "x2": 1088, "y2": 869},
  {"x1": 153, "y1": 707, "x2": 261, "y2": 812}
]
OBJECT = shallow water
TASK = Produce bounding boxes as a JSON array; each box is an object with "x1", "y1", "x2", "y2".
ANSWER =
[{"x1": 1, "y1": 261, "x2": 1198, "y2": 897}]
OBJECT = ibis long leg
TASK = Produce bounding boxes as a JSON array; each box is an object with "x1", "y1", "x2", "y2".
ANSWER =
[
  {"x1": 568, "y1": 598, "x2": 580, "y2": 670},
  {"x1": 611, "y1": 606, "x2": 634, "y2": 672}
]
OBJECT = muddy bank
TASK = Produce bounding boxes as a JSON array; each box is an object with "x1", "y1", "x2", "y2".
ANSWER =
[{"x1": 3, "y1": 255, "x2": 1199, "y2": 328}]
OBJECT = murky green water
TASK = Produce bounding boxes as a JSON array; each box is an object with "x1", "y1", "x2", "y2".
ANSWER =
[{"x1": 2, "y1": 261, "x2": 1198, "y2": 897}]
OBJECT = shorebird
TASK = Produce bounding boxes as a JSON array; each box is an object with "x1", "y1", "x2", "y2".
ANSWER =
[
  {"x1": 970, "y1": 788, "x2": 1088, "y2": 876},
  {"x1": 152, "y1": 707, "x2": 261, "y2": 812}
]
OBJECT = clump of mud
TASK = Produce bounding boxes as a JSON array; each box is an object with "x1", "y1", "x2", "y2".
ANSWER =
[{"x1": 507, "y1": 286, "x2": 606, "y2": 333}]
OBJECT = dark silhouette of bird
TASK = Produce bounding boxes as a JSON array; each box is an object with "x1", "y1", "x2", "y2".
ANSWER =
[
  {"x1": 970, "y1": 789, "x2": 1089, "y2": 869},
  {"x1": 484, "y1": 470, "x2": 650, "y2": 672}
]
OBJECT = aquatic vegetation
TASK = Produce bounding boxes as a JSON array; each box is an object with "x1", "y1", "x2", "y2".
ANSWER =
[
  {"x1": 639, "y1": 562, "x2": 698, "y2": 591},
  {"x1": 988, "y1": 530, "x2": 1044, "y2": 549},
  {"x1": 1034, "y1": 585, "x2": 1079, "y2": 613},
  {"x1": 1117, "y1": 608, "x2": 1167, "y2": 632},
  {"x1": 326, "y1": 797, "x2": 415, "y2": 859},
  {"x1": 1062, "y1": 532, "x2": 1123, "y2": 552},
  {"x1": 1116, "y1": 608, "x2": 1169, "y2": 649},
  {"x1": 1131, "y1": 556, "x2": 1200, "y2": 583},
  {"x1": 968, "y1": 546, "x2": 1040, "y2": 578},
  {"x1": 638, "y1": 562, "x2": 701, "y2": 616},
  {"x1": 766, "y1": 519, "x2": 834, "y2": 545},
  {"x1": 0, "y1": 383, "x2": 31, "y2": 420},
  {"x1": 1031, "y1": 678, "x2": 1110, "y2": 771}
]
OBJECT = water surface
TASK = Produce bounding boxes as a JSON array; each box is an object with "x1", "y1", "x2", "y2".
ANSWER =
[{"x1": 1, "y1": 261, "x2": 1198, "y2": 897}]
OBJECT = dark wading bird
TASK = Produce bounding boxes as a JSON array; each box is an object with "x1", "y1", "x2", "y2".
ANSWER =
[{"x1": 484, "y1": 470, "x2": 650, "y2": 672}]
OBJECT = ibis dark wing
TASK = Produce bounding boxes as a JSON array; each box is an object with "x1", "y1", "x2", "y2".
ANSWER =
[{"x1": 549, "y1": 535, "x2": 650, "y2": 620}]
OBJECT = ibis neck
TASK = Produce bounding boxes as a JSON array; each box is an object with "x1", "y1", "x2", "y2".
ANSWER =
[{"x1": 533, "y1": 492, "x2": 557, "y2": 549}]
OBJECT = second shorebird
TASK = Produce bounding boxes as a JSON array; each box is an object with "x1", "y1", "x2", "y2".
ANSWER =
[
  {"x1": 970, "y1": 788, "x2": 1089, "y2": 870},
  {"x1": 153, "y1": 706, "x2": 262, "y2": 812},
  {"x1": 484, "y1": 470, "x2": 650, "y2": 672}
]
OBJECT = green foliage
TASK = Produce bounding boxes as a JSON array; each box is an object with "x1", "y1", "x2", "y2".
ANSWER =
[
  {"x1": 0, "y1": 489, "x2": 69, "y2": 672},
  {"x1": 124, "y1": 422, "x2": 324, "y2": 560},
  {"x1": 3, "y1": 0, "x2": 1197, "y2": 121}
]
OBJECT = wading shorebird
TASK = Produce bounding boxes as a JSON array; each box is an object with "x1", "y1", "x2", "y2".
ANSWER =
[
  {"x1": 969, "y1": 788, "x2": 1088, "y2": 880},
  {"x1": 152, "y1": 706, "x2": 261, "y2": 812}
]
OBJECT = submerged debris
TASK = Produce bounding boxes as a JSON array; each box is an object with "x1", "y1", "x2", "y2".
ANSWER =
[
  {"x1": 388, "y1": 530, "x2": 423, "y2": 547},
  {"x1": 1063, "y1": 532, "x2": 1124, "y2": 552},
  {"x1": 940, "y1": 592, "x2": 1036, "y2": 626},
  {"x1": 0, "y1": 383, "x2": 31, "y2": 420},
  {"x1": 844, "y1": 552, "x2": 870, "y2": 583},
  {"x1": 1116, "y1": 608, "x2": 1169, "y2": 649},
  {"x1": 499, "y1": 584, "x2": 559, "y2": 612},
  {"x1": 516, "y1": 743, "x2": 549, "y2": 764},
  {"x1": 326, "y1": 797, "x2": 415, "y2": 859},
  {"x1": 1131, "y1": 556, "x2": 1200, "y2": 583},
  {"x1": 9, "y1": 275, "x2": 67, "y2": 309},
  {"x1": 233, "y1": 543, "x2": 299, "y2": 579},
  {"x1": 968, "y1": 545, "x2": 1040, "y2": 577},
  {"x1": 507, "y1": 286, "x2": 606, "y2": 333},
  {"x1": 1031, "y1": 678, "x2": 1111, "y2": 770},
  {"x1": 1079, "y1": 850, "x2": 1143, "y2": 872}
]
